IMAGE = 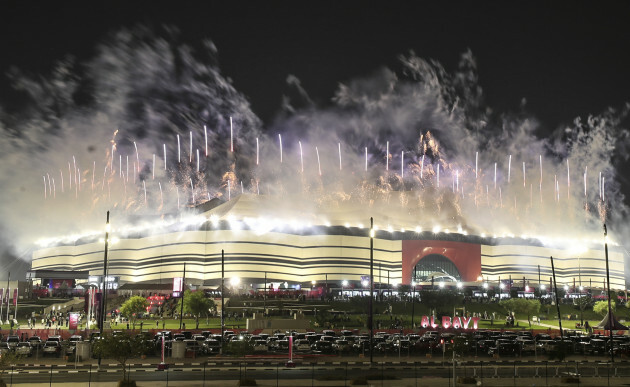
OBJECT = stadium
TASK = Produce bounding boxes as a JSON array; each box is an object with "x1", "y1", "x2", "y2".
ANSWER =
[{"x1": 30, "y1": 193, "x2": 626, "y2": 294}]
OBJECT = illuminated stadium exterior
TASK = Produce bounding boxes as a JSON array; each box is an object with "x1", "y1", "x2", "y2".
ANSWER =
[{"x1": 31, "y1": 194, "x2": 626, "y2": 292}]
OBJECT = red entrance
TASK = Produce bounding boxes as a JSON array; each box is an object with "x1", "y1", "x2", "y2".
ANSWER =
[{"x1": 401, "y1": 240, "x2": 481, "y2": 284}]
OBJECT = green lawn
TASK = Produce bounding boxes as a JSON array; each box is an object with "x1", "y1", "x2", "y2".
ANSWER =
[{"x1": 5, "y1": 296, "x2": 628, "y2": 334}]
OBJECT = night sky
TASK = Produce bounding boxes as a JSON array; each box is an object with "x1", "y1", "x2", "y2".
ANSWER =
[
  {"x1": 0, "y1": 1, "x2": 629, "y2": 280},
  {"x1": 2, "y1": 2, "x2": 629, "y2": 128}
]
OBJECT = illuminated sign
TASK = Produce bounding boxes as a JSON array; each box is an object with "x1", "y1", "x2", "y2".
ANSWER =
[{"x1": 419, "y1": 315, "x2": 481, "y2": 330}]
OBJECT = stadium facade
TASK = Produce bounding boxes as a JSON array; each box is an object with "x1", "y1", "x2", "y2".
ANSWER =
[{"x1": 31, "y1": 195, "x2": 626, "y2": 291}]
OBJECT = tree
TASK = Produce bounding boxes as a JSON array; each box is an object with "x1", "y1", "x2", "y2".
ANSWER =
[
  {"x1": 0, "y1": 352, "x2": 21, "y2": 387},
  {"x1": 120, "y1": 296, "x2": 149, "y2": 330},
  {"x1": 500, "y1": 298, "x2": 541, "y2": 327},
  {"x1": 593, "y1": 300, "x2": 615, "y2": 317},
  {"x1": 524, "y1": 299, "x2": 541, "y2": 327},
  {"x1": 574, "y1": 296, "x2": 592, "y2": 325},
  {"x1": 177, "y1": 290, "x2": 215, "y2": 329},
  {"x1": 92, "y1": 332, "x2": 151, "y2": 385}
]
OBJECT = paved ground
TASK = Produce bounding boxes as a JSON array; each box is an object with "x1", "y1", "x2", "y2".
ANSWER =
[{"x1": 12, "y1": 378, "x2": 630, "y2": 386}]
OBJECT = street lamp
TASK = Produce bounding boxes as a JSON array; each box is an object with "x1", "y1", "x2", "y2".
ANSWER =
[
  {"x1": 99, "y1": 211, "x2": 111, "y2": 333},
  {"x1": 230, "y1": 276, "x2": 240, "y2": 294},
  {"x1": 369, "y1": 216, "x2": 375, "y2": 364},
  {"x1": 411, "y1": 281, "x2": 416, "y2": 329}
]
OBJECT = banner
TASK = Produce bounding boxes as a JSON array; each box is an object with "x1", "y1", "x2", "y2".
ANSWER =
[
  {"x1": 13, "y1": 289, "x2": 17, "y2": 306},
  {"x1": 69, "y1": 313, "x2": 79, "y2": 330},
  {"x1": 173, "y1": 277, "x2": 183, "y2": 297},
  {"x1": 173, "y1": 277, "x2": 183, "y2": 292}
]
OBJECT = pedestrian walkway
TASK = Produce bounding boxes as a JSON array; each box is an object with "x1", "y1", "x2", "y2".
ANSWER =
[{"x1": 517, "y1": 319, "x2": 558, "y2": 329}]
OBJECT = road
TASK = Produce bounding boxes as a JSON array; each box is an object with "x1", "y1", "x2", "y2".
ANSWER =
[{"x1": 3, "y1": 359, "x2": 630, "y2": 385}]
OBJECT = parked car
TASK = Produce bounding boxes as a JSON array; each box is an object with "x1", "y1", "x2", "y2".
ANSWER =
[
  {"x1": 294, "y1": 339, "x2": 311, "y2": 352},
  {"x1": 43, "y1": 341, "x2": 62, "y2": 356},
  {"x1": 253, "y1": 340, "x2": 267, "y2": 353},
  {"x1": 28, "y1": 336, "x2": 43, "y2": 349},
  {"x1": 15, "y1": 342, "x2": 33, "y2": 357},
  {"x1": 277, "y1": 339, "x2": 290, "y2": 351},
  {"x1": 66, "y1": 335, "x2": 83, "y2": 354},
  {"x1": 203, "y1": 339, "x2": 221, "y2": 355},
  {"x1": 266, "y1": 337, "x2": 279, "y2": 351},
  {"x1": 374, "y1": 342, "x2": 395, "y2": 354},
  {"x1": 488, "y1": 342, "x2": 519, "y2": 357},
  {"x1": 47, "y1": 335, "x2": 63, "y2": 344},
  {"x1": 184, "y1": 339, "x2": 201, "y2": 355},
  {"x1": 333, "y1": 339, "x2": 352, "y2": 353},
  {"x1": 586, "y1": 339, "x2": 606, "y2": 355},
  {"x1": 5, "y1": 336, "x2": 19, "y2": 350},
  {"x1": 398, "y1": 339, "x2": 413, "y2": 352},
  {"x1": 518, "y1": 340, "x2": 536, "y2": 354},
  {"x1": 311, "y1": 340, "x2": 334, "y2": 354}
]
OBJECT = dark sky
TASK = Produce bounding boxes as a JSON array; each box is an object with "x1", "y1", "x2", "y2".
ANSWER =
[
  {"x1": 0, "y1": 1, "x2": 629, "y2": 280},
  {"x1": 1, "y1": 1, "x2": 629, "y2": 129}
]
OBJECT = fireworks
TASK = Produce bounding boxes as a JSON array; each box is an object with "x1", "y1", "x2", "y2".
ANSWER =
[{"x1": 36, "y1": 119, "x2": 615, "y2": 250}]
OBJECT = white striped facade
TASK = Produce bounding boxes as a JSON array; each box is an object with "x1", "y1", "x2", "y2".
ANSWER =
[{"x1": 481, "y1": 244, "x2": 625, "y2": 289}]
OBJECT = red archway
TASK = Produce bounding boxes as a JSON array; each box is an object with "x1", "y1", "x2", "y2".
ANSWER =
[{"x1": 402, "y1": 240, "x2": 481, "y2": 284}]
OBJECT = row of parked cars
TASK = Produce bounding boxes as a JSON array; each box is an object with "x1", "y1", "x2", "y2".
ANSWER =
[
  {"x1": 5, "y1": 329, "x2": 629, "y2": 359},
  {"x1": 149, "y1": 329, "x2": 630, "y2": 357},
  {"x1": 0, "y1": 335, "x2": 85, "y2": 357},
  {"x1": 411, "y1": 330, "x2": 630, "y2": 357}
]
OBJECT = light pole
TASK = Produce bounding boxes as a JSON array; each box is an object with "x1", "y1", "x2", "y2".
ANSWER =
[
  {"x1": 411, "y1": 279, "x2": 416, "y2": 329},
  {"x1": 98, "y1": 211, "x2": 110, "y2": 370},
  {"x1": 604, "y1": 224, "x2": 614, "y2": 363},
  {"x1": 369, "y1": 217, "x2": 374, "y2": 364},
  {"x1": 99, "y1": 211, "x2": 110, "y2": 333},
  {"x1": 549, "y1": 256, "x2": 564, "y2": 342},
  {"x1": 179, "y1": 262, "x2": 186, "y2": 330},
  {"x1": 220, "y1": 249, "x2": 224, "y2": 355}
]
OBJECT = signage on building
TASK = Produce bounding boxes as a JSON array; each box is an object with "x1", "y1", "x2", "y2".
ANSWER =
[
  {"x1": 87, "y1": 276, "x2": 119, "y2": 289},
  {"x1": 420, "y1": 315, "x2": 481, "y2": 330}
]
